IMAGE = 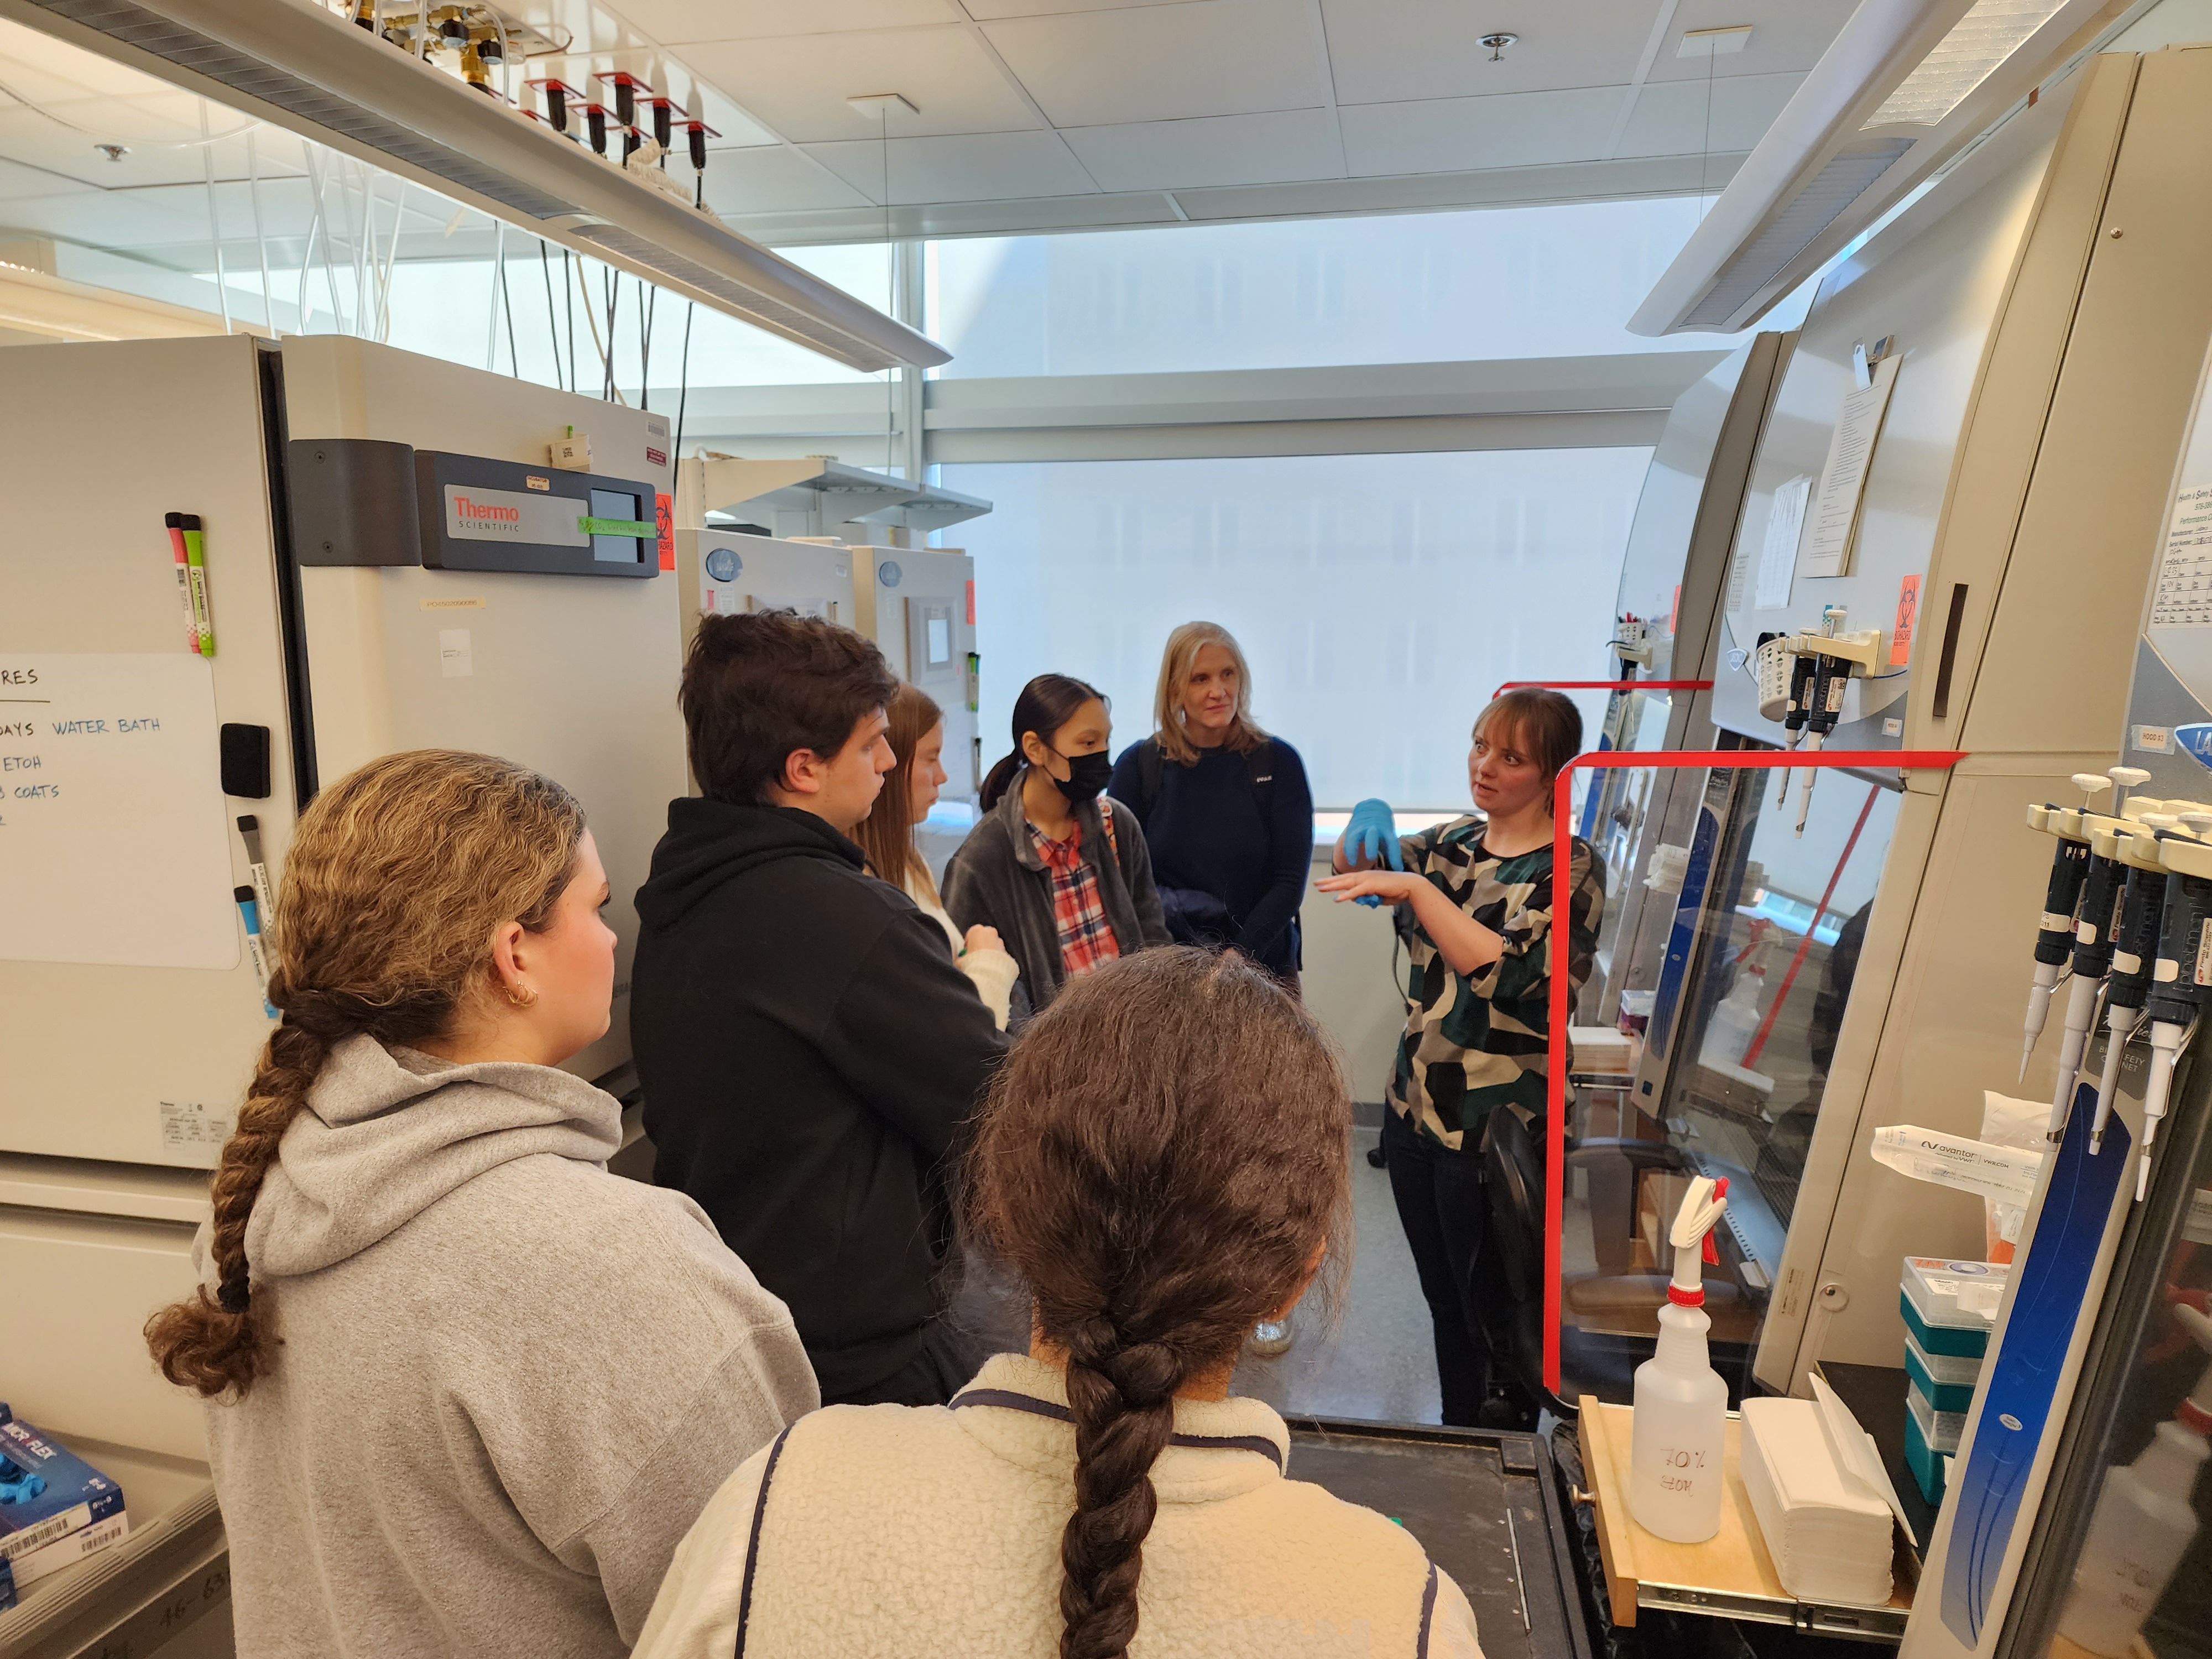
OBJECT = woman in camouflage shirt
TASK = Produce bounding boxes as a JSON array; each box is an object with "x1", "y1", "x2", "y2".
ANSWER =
[{"x1": 1316, "y1": 687, "x2": 1602, "y2": 1428}]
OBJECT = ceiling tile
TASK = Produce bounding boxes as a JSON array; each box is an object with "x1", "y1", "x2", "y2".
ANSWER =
[
  {"x1": 804, "y1": 130, "x2": 1098, "y2": 202},
  {"x1": 702, "y1": 145, "x2": 878, "y2": 213},
  {"x1": 1644, "y1": 1, "x2": 1856, "y2": 82},
  {"x1": 1323, "y1": 0, "x2": 1657, "y2": 106},
  {"x1": 0, "y1": 19, "x2": 178, "y2": 98},
  {"x1": 680, "y1": 27, "x2": 1044, "y2": 142},
  {"x1": 0, "y1": 102, "x2": 300, "y2": 194},
  {"x1": 1339, "y1": 87, "x2": 1625, "y2": 176},
  {"x1": 965, "y1": 0, "x2": 1204, "y2": 14},
  {"x1": 1613, "y1": 71, "x2": 1803, "y2": 156},
  {"x1": 599, "y1": 0, "x2": 953, "y2": 45},
  {"x1": 982, "y1": 0, "x2": 1329, "y2": 126},
  {"x1": 1061, "y1": 109, "x2": 1343, "y2": 190}
]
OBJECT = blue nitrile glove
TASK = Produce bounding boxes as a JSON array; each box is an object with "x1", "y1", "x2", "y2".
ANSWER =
[{"x1": 1345, "y1": 797, "x2": 1403, "y2": 906}]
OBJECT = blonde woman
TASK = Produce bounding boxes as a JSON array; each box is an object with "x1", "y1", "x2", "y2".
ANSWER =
[
  {"x1": 144, "y1": 750, "x2": 816, "y2": 1658},
  {"x1": 1110, "y1": 622, "x2": 1314, "y2": 987},
  {"x1": 852, "y1": 682, "x2": 1020, "y2": 1028}
]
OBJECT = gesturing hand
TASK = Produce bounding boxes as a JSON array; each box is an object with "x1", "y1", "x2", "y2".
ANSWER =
[
  {"x1": 1314, "y1": 869, "x2": 1424, "y2": 909},
  {"x1": 1345, "y1": 798, "x2": 1404, "y2": 872}
]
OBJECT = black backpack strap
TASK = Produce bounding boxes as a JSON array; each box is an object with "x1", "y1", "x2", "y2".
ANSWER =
[{"x1": 1137, "y1": 736, "x2": 1164, "y2": 818}]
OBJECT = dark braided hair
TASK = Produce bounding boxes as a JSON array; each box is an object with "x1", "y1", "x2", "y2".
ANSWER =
[
  {"x1": 963, "y1": 948, "x2": 1352, "y2": 1659},
  {"x1": 145, "y1": 750, "x2": 586, "y2": 1400}
]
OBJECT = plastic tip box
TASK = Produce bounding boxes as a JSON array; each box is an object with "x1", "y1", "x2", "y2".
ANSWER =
[
  {"x1": 1904, "y1": 1328, "x2": 1983, "y2": 1413},
  {"x1": 1900, "y1": 1256, "x2": 2007, "y2": 1359},
  {"x1": 1902, "y1": 1387, "x2": 1951, "y2": 1506}
]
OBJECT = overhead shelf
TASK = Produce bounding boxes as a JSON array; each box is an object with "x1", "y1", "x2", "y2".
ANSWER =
[{"x1": 697, "y1": 454, "x2": 992, "y2": 533}]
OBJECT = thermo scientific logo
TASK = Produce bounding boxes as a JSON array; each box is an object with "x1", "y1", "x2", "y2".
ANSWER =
[{"x1": 454, "y1": 494, "x2": 521, "y2": 530}]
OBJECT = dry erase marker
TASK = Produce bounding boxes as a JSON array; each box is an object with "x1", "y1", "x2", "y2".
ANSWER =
[
  {"x1": 235, "y1": 886, "x2": 275, "y2": 1016},
  {"x1": 181, "y1": 514, "x2": 214, "y2": 657},
  {"x1": 237, "y1": 815, "x2": 275, "y2": 925},
  {"x1": 163, "y1": 513, "x2": 200, "y2": 651}
]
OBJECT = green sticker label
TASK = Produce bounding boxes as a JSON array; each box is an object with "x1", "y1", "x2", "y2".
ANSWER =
[{"x1": 577, "y1": 517, "x2": 656, "y2": 538}]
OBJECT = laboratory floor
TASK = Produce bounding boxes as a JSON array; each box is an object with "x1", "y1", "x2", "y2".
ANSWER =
[
  {"x1": 949, "y1": 1125, "x2": 1449, "y2": 1423},
  {"x1": 1232, "y1": 1124, "x2": 1444, "y2": 1422}
]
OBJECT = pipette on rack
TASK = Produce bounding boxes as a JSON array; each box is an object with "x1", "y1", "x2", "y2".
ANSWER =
[
  {"x1": 2112, "y1": 767, "x2": 2153, "y2": 815},
  {"x1": 2088, "y1": 817, "x2": 2167, "y2": 1151},
  {"x1": 2048, "y1": 804, "x2": 2130, "y2": 1140},
  {"x1": 1793, "y1": 647, "x2": 1851, "y2": 837},
  {"x1": 1777, "y1": 651, "x2": 1817, "y2": 808},
  {"x1": 2134, "y1": 816, "x2": 2212, "y2": 1201},
  {"x1": 2021, "y1": 773, "x2": 2109, "y2": 1081}
]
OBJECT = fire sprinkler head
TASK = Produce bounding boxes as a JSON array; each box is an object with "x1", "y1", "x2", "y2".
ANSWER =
[{"x1": 1480, "y1": 31, "x2": 1517, "y2": 60}]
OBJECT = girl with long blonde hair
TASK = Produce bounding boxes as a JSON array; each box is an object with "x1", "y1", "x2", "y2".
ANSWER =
[
  {"x1": 851, "y1": 682, "x2": 1019, "y2": 1027},
  {"x1": 145, "y1": 749, "x2": 815, "y2": 1658}
]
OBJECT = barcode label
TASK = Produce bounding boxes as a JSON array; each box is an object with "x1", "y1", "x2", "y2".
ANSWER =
[{"x1": 0, "y1": 1501, "x2": 91, "y2": 1561}]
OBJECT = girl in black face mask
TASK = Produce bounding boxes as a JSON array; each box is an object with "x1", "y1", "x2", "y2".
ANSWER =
[{"x1": 945, "y1": 675, "x2": 1172, "y2": 1016}]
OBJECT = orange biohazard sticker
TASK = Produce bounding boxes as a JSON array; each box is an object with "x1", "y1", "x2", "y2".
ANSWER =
[{"x1": 1891, "y1": 574, "x2": 1920, "y2": 667}]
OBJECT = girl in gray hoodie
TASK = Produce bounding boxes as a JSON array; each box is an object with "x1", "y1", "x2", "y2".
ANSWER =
[{"x1": 143, "y1": 749, "x2": 818, "y2": 1658}]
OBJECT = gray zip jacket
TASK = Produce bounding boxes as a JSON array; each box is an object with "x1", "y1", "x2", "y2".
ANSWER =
[
  {"x1": 196, "y1": 1035, "x2": 818, "y2": 1659},
  {"x1": 942, "y1": 773, "x2": 1171, "y2": 1013}
]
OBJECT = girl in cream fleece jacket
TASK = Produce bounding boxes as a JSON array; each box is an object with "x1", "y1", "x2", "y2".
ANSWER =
[{"x1": 637, "y1": 949, "x2": 1482, "y2": 1659}]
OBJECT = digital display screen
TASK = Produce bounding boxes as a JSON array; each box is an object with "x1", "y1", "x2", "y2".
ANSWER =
[{"x1": 591, "y1": 488, "x2": 643, "y2": 565}]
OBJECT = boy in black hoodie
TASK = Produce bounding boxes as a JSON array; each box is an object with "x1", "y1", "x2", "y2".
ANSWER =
[{"x1": 632, "y1": 611, "x2": 1009, "y2": 1406}]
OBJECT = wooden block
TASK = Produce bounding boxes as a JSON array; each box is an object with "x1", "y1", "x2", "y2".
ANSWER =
[{"x1": 1579, "y1": 1399, "x2": 1913, "y2": 1631}]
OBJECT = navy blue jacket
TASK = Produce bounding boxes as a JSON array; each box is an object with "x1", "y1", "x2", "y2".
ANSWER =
[{"x1": 1109, "y1": 735, "x2": 1314, "y2": 974}]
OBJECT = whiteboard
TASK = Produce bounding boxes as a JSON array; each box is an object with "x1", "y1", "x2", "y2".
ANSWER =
[{"x1": 0, "y1": 653, "x2": 239, "y2": 970}]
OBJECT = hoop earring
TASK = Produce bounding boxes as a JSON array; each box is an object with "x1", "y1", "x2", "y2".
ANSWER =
[{"x1": 506, "y1": 983, "x2": 539, "y2": 1009}]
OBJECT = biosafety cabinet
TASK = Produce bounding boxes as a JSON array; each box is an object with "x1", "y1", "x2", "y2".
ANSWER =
[
  {"x1": 1550, "y1": 46, "x2": 2212, "y2": 1452},
  {"x1": 0, "y1": 325, "x2": 685, "y2": 1605}
]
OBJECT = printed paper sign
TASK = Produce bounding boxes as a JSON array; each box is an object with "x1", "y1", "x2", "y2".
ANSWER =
[
  {"x1": 1756, "y1": 477, "x2": 1811, "y2": 610},
  {"x1": 1802, "y1": 354, "x2": 1902, "y2": 579},
  {"x1": 2151, "y1": 342, "x2": 2212, "y2": 628}
]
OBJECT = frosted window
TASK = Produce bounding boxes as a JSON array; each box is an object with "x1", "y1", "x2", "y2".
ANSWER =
[
  {"x1": 942, "y1": 450, "x2": 1650, "y2": 811},
  {"x1": 926, "y1": 200, "x2": 1814, "y2": 379}
]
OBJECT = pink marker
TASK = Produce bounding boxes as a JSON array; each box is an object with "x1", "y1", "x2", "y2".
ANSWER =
[{"x1": 164, "y1": 513, "x2": 199, "y2": 650}]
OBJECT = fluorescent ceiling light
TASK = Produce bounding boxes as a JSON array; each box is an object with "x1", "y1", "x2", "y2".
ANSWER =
[
  {"x1": 1863, "y1": 0, "x2": 2070, "y2": 126},
  {"x1": 1629, "y1": 0, "x2": 2122, "y2": 336},
  {"x1": 0, "y1": 0, "x2": 950, "y2": 372}
]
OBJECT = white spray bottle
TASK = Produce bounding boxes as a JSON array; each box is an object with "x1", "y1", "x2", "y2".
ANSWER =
[
  {"x1": 2058, "y1": 1304, "x2": 2212, "y2": 1656},
  {"x1": 1630, "y1": 1176, "x2": 1733, "y2": 1543}
]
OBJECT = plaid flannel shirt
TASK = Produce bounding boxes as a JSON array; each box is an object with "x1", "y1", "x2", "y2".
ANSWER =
[{"x1": 1027, "y1": 820, "x2": 1121, "y2": 979}]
